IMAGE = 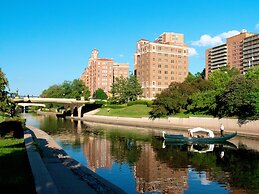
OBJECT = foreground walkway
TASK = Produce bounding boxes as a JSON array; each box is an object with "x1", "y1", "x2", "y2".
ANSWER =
[{"x1": 24, "y1": 125, "x2": 126, "y2": 194}]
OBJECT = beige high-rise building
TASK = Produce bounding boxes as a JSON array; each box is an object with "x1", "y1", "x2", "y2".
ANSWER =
[
  {"x1": 243, "y1": 34, "x2": 259, "y2": 72},
  {"x1": 80, "y1": 49, "x2": 129, "y2": 96},
  {"x1": 205, "y1": 30, "x2": 254, "y2": 79},
  {"x1": 134, "y1": 32, "x2": 188, "y2": 99}
]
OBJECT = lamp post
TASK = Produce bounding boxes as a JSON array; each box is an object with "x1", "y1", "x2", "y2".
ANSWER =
[{"x1": 81, "y1": 91, "x2": 84, "y2": 101}]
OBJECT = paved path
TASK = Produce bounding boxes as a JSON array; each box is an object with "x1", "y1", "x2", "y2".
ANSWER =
[{"x1": 24, "y1": 125, "x2": 126, "y2": 194}]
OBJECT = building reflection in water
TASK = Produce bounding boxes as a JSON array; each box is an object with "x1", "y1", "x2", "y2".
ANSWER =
[
  {"x1": 83, "y1": 136, "x2": 112, "y2": 172},
  {"x1": 82, "y1": 135, "x2": 188, "y2": 193},
  {"x1": 135, "y1": 143, "x2": 188, "y2": 193}
]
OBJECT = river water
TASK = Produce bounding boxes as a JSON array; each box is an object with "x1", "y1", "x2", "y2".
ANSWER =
[{"x1": 24, "y1": 113, "x2": 259, "y2": 194}]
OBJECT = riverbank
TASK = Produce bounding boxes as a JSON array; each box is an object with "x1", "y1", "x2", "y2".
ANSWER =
[
  {"x1": 24, "y1": 125, "x2": 126, "y2": 194},
  {"x1": 79, "y1": 112, "x2": 259, "y2": 138},
  {"x1": 37, "y1": 110, "x2": 259, "y2": 138}
]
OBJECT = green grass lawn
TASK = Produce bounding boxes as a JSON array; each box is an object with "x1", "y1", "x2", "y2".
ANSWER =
[
  {"x1": 96, "y1": 104, "x2": 152, "y2": 118},
  {"x1": 0, "y1": 138, "x2": 36, "y2": 194}
]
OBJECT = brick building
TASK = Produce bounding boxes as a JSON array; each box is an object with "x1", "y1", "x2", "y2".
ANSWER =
[
  {"x1": 134, "y1": 32, "x2": 189, "y2": 99},
  {"x1": 80, "y1": 49, "x2": 129, "y2": 96},
  {"x1": 205, "y1": 30, "x2": 255, "y2": 79}
]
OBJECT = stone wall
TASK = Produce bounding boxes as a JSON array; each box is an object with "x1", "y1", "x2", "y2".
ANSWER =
[{"x1": 82, "y1": 115, "x2": 259, "y2": 137}]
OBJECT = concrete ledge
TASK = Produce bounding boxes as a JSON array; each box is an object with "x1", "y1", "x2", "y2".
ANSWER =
[
  {"x1": 25, "y1": 126, "x2": 126, "y2": 194},
  {"x1": 24, "y1": 130, "x2": 59, "y2": 194}
]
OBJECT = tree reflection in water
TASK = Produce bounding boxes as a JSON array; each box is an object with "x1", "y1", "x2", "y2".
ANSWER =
[{"x1": 25, "y1": 114, "x2": 259, "y2": 194}]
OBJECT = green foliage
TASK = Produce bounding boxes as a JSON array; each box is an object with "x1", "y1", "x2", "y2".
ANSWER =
[
  {"x1": 0, "y1": 68, "x2": 15, "y2": 116},
  {"x1": 208, "y1": 66, "x2": 239, "y2": 92},
  {"x1": 149, "y1": 65, "x2": 259, "y2": 119},
  {"x1": 127, "y1": 100, "x2": 153, "y2": 107},
  {"x1": 150, "y1": 82, "x2": 197, "y2": 119},
  {"x1": 93, "y1": 88, "x2": 108, "y2": 100},
  {"x1": 0, "y1": 68, "x2": 9, "y2": 113},
  {"x1": 41, "y1": 79, "x2": 90, "y2": 100},
  {"x1": 187, "y1": 90, "x2": 218, "y2": 115},
  {"x1": 245, "y1": 66, "x2": 259, "y2": 80},
  {"x1": 216, "y1": 76, "x2": 259, "y2": 119},
  {"x1": 110, "y1": 75, "x2": 142, "y2": 104}
]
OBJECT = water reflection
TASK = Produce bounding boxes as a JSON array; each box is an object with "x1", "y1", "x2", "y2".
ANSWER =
[{"x1": 25, "y1": 114, "x2": 259, "y2": 194}]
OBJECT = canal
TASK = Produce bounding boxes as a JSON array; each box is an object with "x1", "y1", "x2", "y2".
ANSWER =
[{"x1": 24, "y1": 113, "x2": 259, "y2": 194}]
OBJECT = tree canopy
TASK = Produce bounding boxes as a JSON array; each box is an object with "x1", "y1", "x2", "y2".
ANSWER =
[
  {"x1": 0, "y1": 68, "x2": 9, "y2": 113},
  {"x1": 0, "y1": 68, "x2": 15, "y2": 116},
  {"x1": 40, "y1": 79, "x2": 90, "y2": 100},
  {"x1": 93, "y1": 88, "x2": 108, "y2": 100},
  {"x1": 150, "y1": 66, "x2": 259, "y2": 120},
  {"x1": 110, "y1": 74, "x2": 142, "y2": 104}
]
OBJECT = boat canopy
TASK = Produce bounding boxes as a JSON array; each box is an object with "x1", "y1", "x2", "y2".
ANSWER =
[
  {"x1": 189, "y1": 144, "x2": 215, "y2": 153},
  {"x1": 188, "y1": 127, "x2": 215, "y2": 138}
]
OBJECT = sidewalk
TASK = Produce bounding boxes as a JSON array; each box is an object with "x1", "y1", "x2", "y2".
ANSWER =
[{"x1": 24, "y1": 125, "x2": 126, "y2": 194}]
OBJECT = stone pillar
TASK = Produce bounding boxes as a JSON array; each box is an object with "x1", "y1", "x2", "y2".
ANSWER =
[{"x1": 77, "y1": 105, "x2": 84, "y2": 118}]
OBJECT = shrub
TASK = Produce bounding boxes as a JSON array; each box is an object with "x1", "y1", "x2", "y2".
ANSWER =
[{"x1": 0, "y1": 118, "x2": 25, "y2": 138}]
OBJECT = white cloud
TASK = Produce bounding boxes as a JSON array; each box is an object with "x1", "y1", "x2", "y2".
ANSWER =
[
  {"x1": 219, "y1": 30, "x2": 240, "y2": 39},
  {"x1": 256, "y1": 23, "x2": 259, "y2": 29},
  {"x1": 192, "y1": 30, "x2": 239, "y2": 47},
  {"x1": 188, "y1": 47, "x2": 198, "y2": 57},
  {"x1": 119, "y1": 54, "x2": 124, "y2": 58}
]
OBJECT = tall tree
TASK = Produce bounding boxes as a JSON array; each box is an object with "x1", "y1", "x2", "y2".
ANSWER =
[
  {"x1": 110, "y1": 75, "x2": 142, "y2": 104},
  {"x1": 245, "y1": 66, "x2": 259, "y2": 80},
  {"x1": 208, "y1": 66, "x2": 239, "y2": 92},
  {"x1": 40, "y1": 79, "x2": 90, "y2": 100},
  {"x1": 93, "y1": 88, "x2": 108, "y2": 100},
  {"x1": 216, "y1": 76, "x2": 259, "y2": 119},
  {"x1": 150, "y1": 81, "x2": 197, "y2": 118},
  {"x1": 126, "y1": 75, "x2": 142, "y2": 101},
  {"x1": 0, "y1": 68, "x2": 15, "y2": 116}
]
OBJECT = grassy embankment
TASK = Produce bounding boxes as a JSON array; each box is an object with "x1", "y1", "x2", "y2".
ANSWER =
[
  {"x1": 0, "y1": 116, "x2": 36, "y2": 194},
  {"x1": 96, "y1": 104, "x2": 152, "y2": 118},
  {"x1": 95, "y1": 104, "x2": 205, "y2": 118}
]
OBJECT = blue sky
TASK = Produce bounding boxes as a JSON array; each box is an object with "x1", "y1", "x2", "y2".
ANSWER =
[{"x1": 1, "y1": 0, "x2": 259, "y2": 95}]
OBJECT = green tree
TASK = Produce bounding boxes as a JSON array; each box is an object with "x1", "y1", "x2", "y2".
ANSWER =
[
  {"x1": 126, "y1": 75, "x2": 142, "y2": 101},
  {"x1": 187, "y1": 90, "x2": 218, "y2": 115},
  {"x1": 216, "y1": 76, "x2": 259, "y2": 119},
  {"x1": 149, "y1": 82, "x2": 197, "y2": 118},
  {"x1": 0, "y1": 68, "x2": 15, "y2": 116},
  {"x1": 110, "y1": 75, "x2": 142, "y2": 104},
  {"x1": 208, "y1": 66, "x2": 239, "y2": 92},
  {"x1": 245, "y1": 66, "x2": 259, "y2": 80},
  {"x1": 41, "y1": 79, "x2": 90, "y2": 100},
  {"x1": 93, "y1": 88, "x2": 108, "y2": 100}
]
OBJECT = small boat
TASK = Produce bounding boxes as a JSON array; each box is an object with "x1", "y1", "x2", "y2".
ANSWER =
[{"x1": 163, "y1": 127, "x2": 237, "y2": 144}]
